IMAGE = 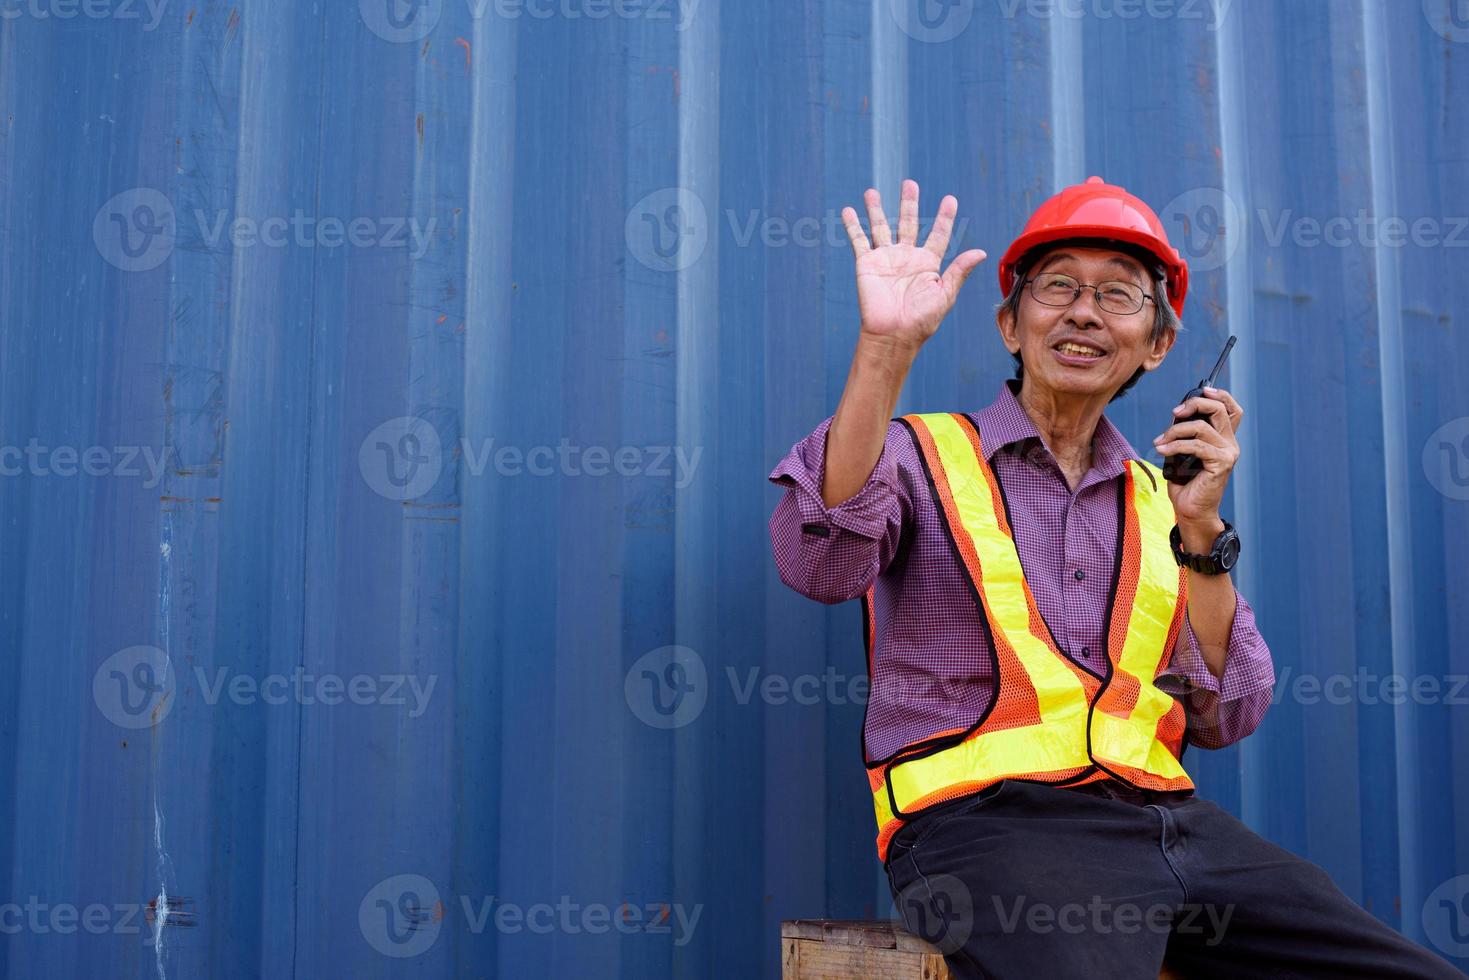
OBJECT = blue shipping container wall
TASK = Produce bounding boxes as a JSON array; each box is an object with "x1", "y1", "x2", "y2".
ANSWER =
[{"x1": 2, "y1": 0, "x2": 1467, "y2": 976}]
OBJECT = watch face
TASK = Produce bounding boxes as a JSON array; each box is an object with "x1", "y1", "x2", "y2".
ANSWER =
[{"x1": 1218, "y1": 533, "x2": 1241, "y2": 570}]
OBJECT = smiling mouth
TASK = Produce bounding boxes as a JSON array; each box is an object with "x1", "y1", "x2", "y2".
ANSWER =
[{"x1": 1054, "y1": 341, "x2": 1107, "y2": 359}]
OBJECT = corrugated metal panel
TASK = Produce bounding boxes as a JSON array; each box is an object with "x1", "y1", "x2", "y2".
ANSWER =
[{"x1": 1, "y1": 1, "x2": 1466, "y2": 976}]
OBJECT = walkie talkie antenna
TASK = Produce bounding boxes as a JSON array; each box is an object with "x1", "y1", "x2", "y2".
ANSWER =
[{"x1": 1204, "y1": 336, "x2": 1237, "y2": 387}]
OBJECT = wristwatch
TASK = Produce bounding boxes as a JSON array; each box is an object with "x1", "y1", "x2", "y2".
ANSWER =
[{"x1": 1169, "y1": 521, "x2": 1240, "y2": 575}]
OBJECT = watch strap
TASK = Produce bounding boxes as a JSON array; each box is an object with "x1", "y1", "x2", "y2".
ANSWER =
[{"x1": 1170, "y1": 521, "x2": 1235, "y2": 575}]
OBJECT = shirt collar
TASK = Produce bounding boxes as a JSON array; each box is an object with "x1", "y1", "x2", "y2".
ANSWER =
[{"x1": 970, "y1": 379, "x2": 1143, "y2": 481}]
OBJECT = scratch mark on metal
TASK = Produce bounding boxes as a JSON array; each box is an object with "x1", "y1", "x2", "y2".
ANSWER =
[{"x1": 153, "y1": 525, "x2": 175, "y2": 980}]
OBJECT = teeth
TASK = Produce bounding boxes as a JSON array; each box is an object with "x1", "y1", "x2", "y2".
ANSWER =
[{"x1": 1057, "y1": 343, "x2": 1104, "y2": 357}]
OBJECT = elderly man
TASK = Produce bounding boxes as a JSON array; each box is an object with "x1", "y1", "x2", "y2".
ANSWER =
[{"x1": 767, "y1": 178, "x2": 1459, "y2": 978}]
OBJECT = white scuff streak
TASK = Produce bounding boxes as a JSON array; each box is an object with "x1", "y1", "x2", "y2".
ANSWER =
[
  {"x1": 152, "y1": 523, "x2": 175, "y2": 979},
  {"x1": 1048, "y1": 8, "x2": 1084, "y2": 187},
  {"x1": 1361, "y1": 0, "x2": 1422, "y2": 923},
  {"x1": 870, "y1": 0, "x2": 907, "y2": 248},
  {"x1": 152, "y1": 802, "x2": 170, "y2": 974}
]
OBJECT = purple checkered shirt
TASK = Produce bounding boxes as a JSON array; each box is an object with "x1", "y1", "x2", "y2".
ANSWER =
[{"x1": 767, "y1": 379, "x2": 1275, "y2": 764}]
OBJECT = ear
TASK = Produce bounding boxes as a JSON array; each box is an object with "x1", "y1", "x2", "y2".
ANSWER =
[
  {"x1": 996, "y1": 304, "x2": 1022, "y2": 357},
  {"x1": 1141, "y1": 321, "x2": 1177, "y2": 373}
]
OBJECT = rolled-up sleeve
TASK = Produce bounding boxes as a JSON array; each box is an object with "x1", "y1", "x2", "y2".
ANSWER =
[
  {"x1": 767, "y1": 416, "x2": 912, "y2": 604},
  {"x1": 1156, "y1": 590, "x2": 1276, "y2": 749}
]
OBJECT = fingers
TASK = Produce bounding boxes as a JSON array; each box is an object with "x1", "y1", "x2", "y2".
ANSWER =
[
  {"x1": 1204, "y1": 386, "x2": 1244, "y2": 431},
  {"x1": 1172, "y1": 394, "x2": 1234, "y2": 436},
  {"x1": 841, "y1": 206, "x2": 871, "y2": 258},
  {"x1": 1174, "y1": 387, "x2": 1244, "y2": 434},
  {"x1": 940, "y1": 248, "x2": 988, "y2": 300},
  {"x1": 1156, "y1": 418, "x2": 1226, "y2": 449},
  {"x1": 924, "y1": 194, "x2": 958, "y2": 259},
  {"x1": 1153, "y1": 437, "x2": 1231, "y2": 466},
  {"x1": 864, "y1": 188, "x2": 893, "y2": 247},
  {"x1": 855, "y1": 183, "x2": 981, "y2": 264},
  {"x1": 897, "y1": 179, "x2": 920, "y2": 246}
]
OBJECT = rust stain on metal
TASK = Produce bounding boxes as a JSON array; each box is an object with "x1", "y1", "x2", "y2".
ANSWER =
[
  {"x1": 645, "y1": 65, "x2": 680, "y2": 102},
  {"x1": 455, "y1": 37, "x2": 472, "y2": 71},
  {"x1": 151, "y1": 693, "x2": 171, "y2": 725},
  {"x1": 146, "y1": 895, "x2": 198, "y2": 928}
]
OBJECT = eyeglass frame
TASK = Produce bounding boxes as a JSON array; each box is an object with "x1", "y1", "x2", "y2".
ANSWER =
[{"x1": 1020, "y1": 272, "x2": 1157, "y2": 316}]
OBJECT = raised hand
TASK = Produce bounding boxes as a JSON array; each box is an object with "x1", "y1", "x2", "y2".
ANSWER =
[{"x1": 841, "y1": 179, "x2": 988, "y2": 355}]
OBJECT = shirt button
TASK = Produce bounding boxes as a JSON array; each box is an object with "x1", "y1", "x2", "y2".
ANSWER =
[
  {"x1": 1081, "y1": 646, "x2": 1091, "y2": 657},
  {"x1": 1074, "y1": 569, "x2": 1085, "y2": 581}
]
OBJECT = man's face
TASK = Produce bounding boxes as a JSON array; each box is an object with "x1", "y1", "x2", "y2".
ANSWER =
[{"x1": 998, "y1": 245, "x2": 1175, "y2": 400}]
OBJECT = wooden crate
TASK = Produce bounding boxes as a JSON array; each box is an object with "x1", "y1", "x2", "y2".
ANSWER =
[
  {"x1": 781, "y1": 920, "x2": 949, "y2": 979},
  {"x1": 780, "y1": 919, "x2": 1186, "y2": 979}
]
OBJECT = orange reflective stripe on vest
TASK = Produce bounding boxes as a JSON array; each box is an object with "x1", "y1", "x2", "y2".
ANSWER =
[{"x1": 864, "y1": 412, "x2": 1193, "y2": 862}]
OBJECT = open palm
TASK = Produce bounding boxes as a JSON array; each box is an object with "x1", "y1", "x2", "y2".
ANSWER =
[{"x1": 842, "y1": 180, "x2": 988, "y2": 352}]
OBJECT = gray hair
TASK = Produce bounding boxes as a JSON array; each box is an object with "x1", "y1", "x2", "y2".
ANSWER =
[{"x1": 993, "y1": 248, "x2": 1182, "y2": 403}]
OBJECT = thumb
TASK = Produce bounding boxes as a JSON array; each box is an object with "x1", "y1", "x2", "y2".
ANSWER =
[{"x1": 940, "y1": 249, "x2": 988, "y2": 302}]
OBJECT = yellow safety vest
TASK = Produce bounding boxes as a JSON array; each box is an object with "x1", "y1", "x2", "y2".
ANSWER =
[{"x1": 864, "y1": 412, "x2": 1194, "y2": 862}]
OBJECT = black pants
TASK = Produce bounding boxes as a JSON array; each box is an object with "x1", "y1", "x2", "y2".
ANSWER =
[{"x1": 884, "y1": 778, "x2": 1463, "y2": 979}]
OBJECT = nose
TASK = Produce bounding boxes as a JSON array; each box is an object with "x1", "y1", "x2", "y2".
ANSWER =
[{"x1": 1065, "y1": 284, "x2": 1104, "y2": 326}]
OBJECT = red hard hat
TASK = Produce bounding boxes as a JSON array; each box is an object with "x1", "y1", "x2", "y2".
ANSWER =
[{"x1": 998, "y1": 176, "x2": 1188, "y2": 317}]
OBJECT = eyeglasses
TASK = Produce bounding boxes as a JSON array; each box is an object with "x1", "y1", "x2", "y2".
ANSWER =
[{"x1": 1022, "y1": 272, "x2": 1154, "y2": 316}]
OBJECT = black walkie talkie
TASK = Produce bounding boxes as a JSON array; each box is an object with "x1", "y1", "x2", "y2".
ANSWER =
[{"x1": 1162, "y1": 335, "x2": 1237, "y2": 485}]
